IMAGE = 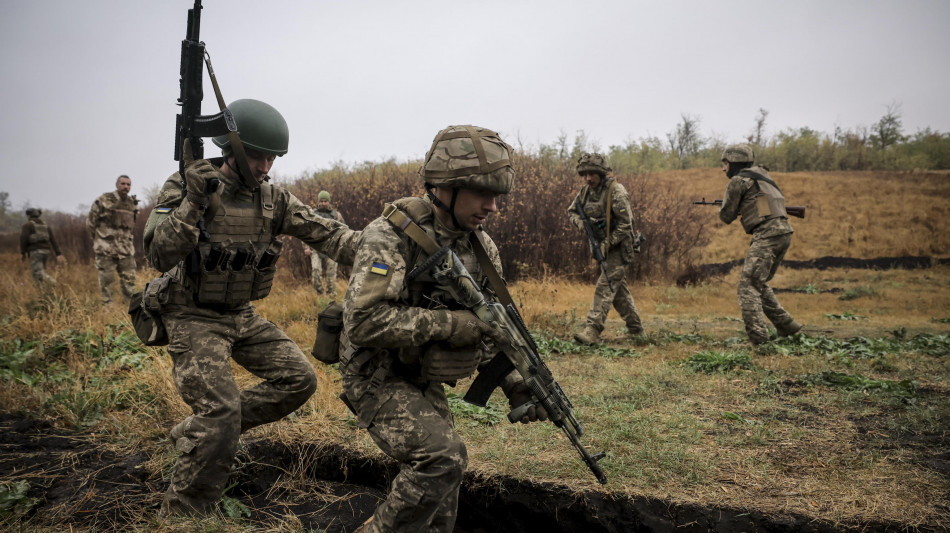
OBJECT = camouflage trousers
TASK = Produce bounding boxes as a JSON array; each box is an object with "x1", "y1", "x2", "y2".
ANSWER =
[
  {"x1": 94, "y1": 252, "x2": 136, "y2": 304},
  {"x1": 310, "y1": 252, "x2": 338, "y2": 295},
  {"x1": 738, "y1": 232, "x2": 796, "y2": 344},
  {"x1": 343, "y1": 369, "x2": 465, "y2": 533},
  {"x1": 585, "y1": 251, "x2": 642, "y2": 333},
  {"x1": 28, "y1": 249, "x2": 57, "y2": 285},
  {"x1": 160, "y1": 305, "x2": 317, "y2": 517}
]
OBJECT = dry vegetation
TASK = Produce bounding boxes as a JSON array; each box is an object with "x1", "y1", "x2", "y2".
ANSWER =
[{"x1": 1, "y1": 169, "x2": 948, "y2": 531}]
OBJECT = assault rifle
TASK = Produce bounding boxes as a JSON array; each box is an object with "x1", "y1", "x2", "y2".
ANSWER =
[
  {"x1": 574, "y1": 202, "x2": 614, "y2": 292},
  {"x1": 408, "y1": 246, "x2": 609, "y2": 485},
  {"x1": 692, "y1": 198, "x2": 806, "y2": 219}
]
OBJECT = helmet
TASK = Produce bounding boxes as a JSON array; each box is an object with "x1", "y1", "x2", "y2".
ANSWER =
[
  {"x1": 576, "y1": 153, "x2": 611, "y2": 176},
  {"x1": 318, "y1": 190, "x2": 331, "y2": 201},
  {"x1": 25, "y1": 207, "x2": 41, "y2": 217},
  {"x1": 419, "y1": 125, "x2": 514, "y2": 194},
  {"x1": 721, "y1": 144, "x2": 755, "y2": 163},
  {"x1": 212, "y1": 99, "x2": 289, "y2": 156}
]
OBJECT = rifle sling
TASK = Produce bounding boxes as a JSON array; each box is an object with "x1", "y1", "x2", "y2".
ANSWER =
[{"x1": 381, "y1": 203, "x2": 515, "y2": 308}]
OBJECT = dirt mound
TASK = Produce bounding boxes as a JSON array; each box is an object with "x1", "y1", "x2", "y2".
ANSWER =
[
  {"x1": 677, "y1": 255, "x2": 950, "y2": 285},
  {"x1": 3, "y1": 413, "x2": 929, "y2": 532}
]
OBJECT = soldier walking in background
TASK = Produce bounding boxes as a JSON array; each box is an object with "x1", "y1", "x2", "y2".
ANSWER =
[
  {"x1": 568, "y1": 153, "x2": 643, "y2": 345},
  {"x1": 718, "y1": 144, "x2": 801, "y2": 345},
  {"x1": 20, "y1": 208, "x2": 64, "y2": 286},
  {"x1": 87, "y1": 175, "x2": 139, "y2": 304},
  {"x1": 340, "y1": 125, "x2": 546, "y2": 533},
  {"x1": 303, "y1": 190, "x2": 345, "y2": 297},
  {"x1": 144, "y1": 99, "x2": 358, "y2": 517}
]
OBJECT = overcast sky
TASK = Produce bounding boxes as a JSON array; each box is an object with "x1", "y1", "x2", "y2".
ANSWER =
[{"x1": 2, "y1": 0, "x2": 948, "y2": 213}]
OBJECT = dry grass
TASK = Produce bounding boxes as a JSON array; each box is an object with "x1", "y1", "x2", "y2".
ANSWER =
[{"x1": 1, "y1": 169, "x2": 949, "y2": 530}]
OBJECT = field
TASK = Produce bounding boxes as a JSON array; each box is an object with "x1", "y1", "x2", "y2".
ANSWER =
[{"x1": 0, "y1": 169, "x2": 948, "y2": 532}]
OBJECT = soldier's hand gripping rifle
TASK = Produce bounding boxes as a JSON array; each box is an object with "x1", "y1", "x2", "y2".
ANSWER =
[
  {"x1": 574, "y1": 202, "x2": 614, "y2": 292},
  {"x1": 692, "y1": 198, "x2": 806, "y2": 218},
  {"x1": 408, "y1": 246, "x2": 609, "y2": 484}
]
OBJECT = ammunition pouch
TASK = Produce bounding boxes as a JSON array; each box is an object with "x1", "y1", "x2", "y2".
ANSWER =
[
  {"x1": 419, "y1": 342, "x2": 480, "y2": 383},
  {"x1": 192, "y1": 243, "x2": 279, "y2": 307},
  {"x1": 28, "y1": 223, "x2": 50, "y2": 244},
  {"x1": 129, "y1": 277, "x2": 171, "y2": 346},
  {"x1": 311, "y1": 301, "x2": 344, "y2": 364}
]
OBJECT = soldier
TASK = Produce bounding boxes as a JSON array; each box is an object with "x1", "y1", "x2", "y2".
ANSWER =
[
  {"x1": 303, "y1": 190, "x2": 345, "y2": 297},
  {"x1": 568, "y1": 153, "x2": 643, "y2": 345},
  {"x1": 20, "y1": 208, "x2": 64, "y2": 285},
  {"x1": 340, "y1": 125, "x2": 547, "y2": 533},
  {"x1": 718, "y1": 143, "x2": 801, "y2": 345},
  {"x1": 143, "y1": 99, "x2": 358, "y2": 517},
  {"x1": 87, "y1": 174, "x2": 139, "y2": 304}
]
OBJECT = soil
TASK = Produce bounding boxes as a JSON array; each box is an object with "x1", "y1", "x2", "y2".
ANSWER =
[
  {"x1": 1, "y1": 413, "x2": 941, "y2": 532},
  {"x1": 677, "y1": 255, "x2": 950, "y2": 285}
]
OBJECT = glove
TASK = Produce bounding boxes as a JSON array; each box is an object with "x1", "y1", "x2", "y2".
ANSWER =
[
  {"x1": 443, "y1": 310, "x2": 502, "y2": 348},
  {"x1": 506, "y1": 382, "x2": 549, "y2": 424},
  {"x1": 599, "y1": 240, "x2": 609, "y2": 258},
  {"x1": 184, "y1": 159, "x2": 222, "y2": 209}
]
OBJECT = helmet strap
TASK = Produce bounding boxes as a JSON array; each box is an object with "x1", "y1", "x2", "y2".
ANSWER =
[{"x1": 425, "y1": 184, "x2": 464, "y2": 231}]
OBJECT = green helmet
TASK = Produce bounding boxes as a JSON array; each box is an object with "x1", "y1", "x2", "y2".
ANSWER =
[
  {"x1": 419, "y1": 125, "x2": 514, "y2": 194},
  {"x1": 721, "y1": 144, "x2": 755, "y2": 164},
  {"x1": 576, "y1": 153, "x2": 611, "y2": 176},
  {"x1": 212, "y1": 99, "x2": 289, "y2": 156},
  {"x1": 318, "y1": 190, "x2": 331, "y2": 201}
]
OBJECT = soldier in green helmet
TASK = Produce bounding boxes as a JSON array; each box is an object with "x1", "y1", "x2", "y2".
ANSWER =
[
  {"x1": 20, "y1": 208, "x2": 64, "y2": 286},
  {"x1": 340, "y1": 125, "x2": 547, "y2": 533},
  {"x1": 719, "y1": 143, "x2": 801, "y2": 345},
  {"x1": 144, "y1": 99, "x2": 359, "y2": 517},
  {"x1": 303, "y1": 190, "x2": 346, "y2": 297},
  {"x1": 568, "y1": 152, "x2": 644, "y2": 345}
]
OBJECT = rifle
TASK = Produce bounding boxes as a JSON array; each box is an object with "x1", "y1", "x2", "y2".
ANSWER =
[
  {"x1": 408, "y1": 246, "x2": 609, "y2": 485},
  {"x1": 574, "y1": 202, "x2": 614, "y2": 292},
  {"x1": 692, "y1": 198, "x2": 806, "y2": 219}
]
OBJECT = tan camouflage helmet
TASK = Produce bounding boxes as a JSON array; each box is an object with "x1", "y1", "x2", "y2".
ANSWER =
[
  {"x1": 419, "y1": 125, "x2": 514, "y2": 194},
  {"x1": 576, "y1": 153, "x2": 611, "y2": 176},
  {"x1": 721, "y1": 143, "x2": 755, "y2": 164}
]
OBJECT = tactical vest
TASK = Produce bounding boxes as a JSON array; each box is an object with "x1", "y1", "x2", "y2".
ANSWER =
[
  {"x1": 315, "y1": 208, "x2": 337, "y2": 220},
  {"x1": 737, "y1": 167, "x2": 788, "y2": 234},
  {"x1": 28, "y1": 220, "x2": 50, "y2": 244},
  {"x1": 578, "y1": 178, "x2": 616, "y2": 242},
  {"x1": 101, "y1": 194, "x2": 137, "y2": 231},
  {"x1": 189, "y1": 181, "x2": 281, "y2": 307}
]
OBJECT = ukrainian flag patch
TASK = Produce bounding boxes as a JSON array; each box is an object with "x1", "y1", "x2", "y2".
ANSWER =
[
  {"x1": 155, "y1": 207, "x2": 172, "y2": 214},
  {"x1": 370, "y1": 262, "x2": 389, "y2": 276}
]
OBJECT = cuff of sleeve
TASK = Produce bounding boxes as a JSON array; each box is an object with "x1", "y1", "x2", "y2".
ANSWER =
[
  {"x1": 429, "y1": 309, "x2": 456, "y2": 342},
  {"x1": 178, "y1": 201, "x2": 205, "y2": 225},
  {"x1": 500, "y1": 370, "x2": 525, "y2": 397}
]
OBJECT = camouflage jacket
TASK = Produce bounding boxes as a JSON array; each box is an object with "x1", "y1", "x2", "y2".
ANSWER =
[
  {"x1": 20, "y1": 217, "x2": 61, "y2": 256},
  {"x1": 143, "y1": 162, "x2": 358, "y2": 290},
  {"x1": 567, "y1": 177, "x2": 637, "y2": 262},
  {"x1": 309, "y1": 207, "x2": 346, "y2": 254},
  {"x1": 87, "y1": 191, "x2": 138, "y2": 256},
  {"x1": 719, "y1": 166, "x2": 794, "y2": 239}
]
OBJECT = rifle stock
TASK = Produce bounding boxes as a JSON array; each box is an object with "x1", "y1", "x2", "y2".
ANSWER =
[{"x1": 417, "y1": 246, "x2": 608, "y2": 484}]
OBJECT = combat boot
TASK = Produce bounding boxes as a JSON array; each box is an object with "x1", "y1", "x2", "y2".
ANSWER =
[
  {"x1": 776, "y1": 320, "x2": 803, "y2": 337},
  {"x1": 574, "y1": 326, "x2": 601, "y2": 345},
  {"x1": 627, "y1": 325, "x2": 644, "y2": 336}
]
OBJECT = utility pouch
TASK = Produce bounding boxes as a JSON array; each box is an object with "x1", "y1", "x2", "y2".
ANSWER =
[
  {"x1": 312, "y1": 301, "x2": 344, "y2": 364},
  {"x1": 420, "y1": 342, "x2": 480, "y2": 383},
  {"x1": 129, "y1": 277, "x2": 171, "y2": 346}
]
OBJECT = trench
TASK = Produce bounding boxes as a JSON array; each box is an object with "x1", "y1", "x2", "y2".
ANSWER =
[{"x1": 233, "y1": 439, "x2": 908, "y2": 533}]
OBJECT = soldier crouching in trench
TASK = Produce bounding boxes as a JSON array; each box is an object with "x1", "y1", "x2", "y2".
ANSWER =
[{"x1": 143, "y1": 99, "x2": 358, "y2": 517}]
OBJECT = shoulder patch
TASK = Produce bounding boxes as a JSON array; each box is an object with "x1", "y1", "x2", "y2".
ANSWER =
[
  {"x1": 154, "y1": 207, "x2": 173, "y2": 214},
  {"x1": 370, "y1": 262, "x2": 390, "y2": 276}
]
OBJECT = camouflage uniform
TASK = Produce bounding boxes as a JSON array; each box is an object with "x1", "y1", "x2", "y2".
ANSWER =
[
  {"x1": 719, "y1": 164, "x2": 799, "y2": 344},
  {"x1": 309, "y1": 207, "x2": 345, "y2": 295},
  {"x1": 87, "y1": 191, "x2": 139, "y2": 303},
  {"x1": 568, "y1": 171, "x2": 643, "y2": 341},
  {"x1": 144, "y1": 161, "x2": 358, "y2": 517},
  {"x1": 341, "y1": 126, "x2": 528, "y2": 533},
  {"x1": 20, "y1": 210, "x2": 61, "y2": 285}
]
